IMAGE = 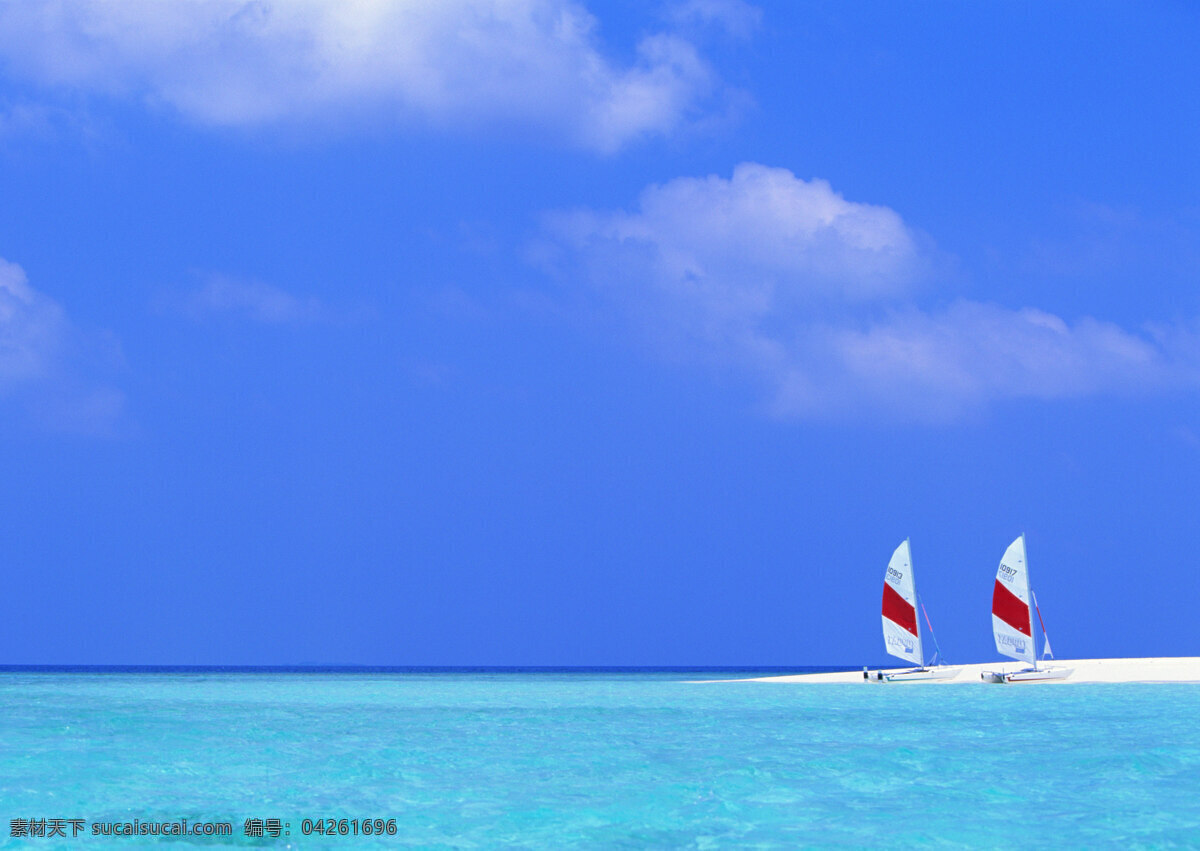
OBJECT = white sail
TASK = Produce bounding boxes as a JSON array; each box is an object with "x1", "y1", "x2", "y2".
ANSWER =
[
  {"x1": 882, "y1": 539, "x2": 923, "y2": 666},
  {"x1": 992, "y1": 535, "x2": 1036, "y2": 664}
]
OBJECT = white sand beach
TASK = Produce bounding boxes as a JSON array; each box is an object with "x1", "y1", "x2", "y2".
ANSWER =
[{"x1": 708, "y1": 657, "x2": 1200, "y2": 684}]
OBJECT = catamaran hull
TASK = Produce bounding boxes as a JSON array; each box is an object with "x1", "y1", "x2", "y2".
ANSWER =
[
  {"x1": 981, "y1": 667, "x2": 1073, "y2": 683},
  {"x1": 864, "y1": 666, "x2": 962, "y2": 682}
]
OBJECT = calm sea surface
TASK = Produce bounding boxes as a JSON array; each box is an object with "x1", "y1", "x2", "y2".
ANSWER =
[{"x1": 2, "y1": 670, "x2": 1198, "y2": 848}]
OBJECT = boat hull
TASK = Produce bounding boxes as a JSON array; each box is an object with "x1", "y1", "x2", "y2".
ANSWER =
[
  {"x1": 864, "y1": 666, "x2": 962, "y2": 682},
  {"x1": 981, "y1": 666, "x2": 1074, "y2": 683}
]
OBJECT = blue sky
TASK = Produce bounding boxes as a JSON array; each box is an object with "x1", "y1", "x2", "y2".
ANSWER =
[{"x1": 0, "y1": 1, "x2": 1197, "y2": 665}]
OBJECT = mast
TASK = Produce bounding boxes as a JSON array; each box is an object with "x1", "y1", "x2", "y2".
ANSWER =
[
  {"x1": 1023, "y1": 533, "x2": 1038, "y2": 671},
  {"x1": 909, "y1": 538, "x2": 924, "y2": 668}
]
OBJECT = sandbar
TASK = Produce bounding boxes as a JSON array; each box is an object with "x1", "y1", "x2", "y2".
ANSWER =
[{"x1": 701, "y1": 657, "x2": 1200, "y2": 684}]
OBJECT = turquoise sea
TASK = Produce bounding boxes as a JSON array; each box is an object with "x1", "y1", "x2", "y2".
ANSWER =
[{"x1": 2, "y1": 669, "x2": 1199, "y2": 848}]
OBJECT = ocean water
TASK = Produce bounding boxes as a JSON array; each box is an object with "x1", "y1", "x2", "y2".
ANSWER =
[{"x1": 2, "y1": 670, "x2": 1199, "y2": 848}]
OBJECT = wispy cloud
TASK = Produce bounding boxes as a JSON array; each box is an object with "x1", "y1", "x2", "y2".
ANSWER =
[
  {"x1": 0, "y1": 257, "x2": 125, "y2": 434},
  {"x1": 1172, "y1": 424, "x2": 1200, "y2": 451},
  {"x1": 666, "y1": 0, "x2": 762, "y2": 40},
  {"x1": 541, "y1": 163, "x2": 1200, "y2": 420},
  {"x1": 0, "y1": 257, "x2": 68, "y2": 383},
  {"x1": 0, "y1": 101, "x2": 61, "y2": 139},
  {"x1": 0, "y1": 99, "x2": 105, "y2": 147},
  {"x1": 0, "y1": 0, "x2": 738, "y2": 152},
  {"x1": 782, "y1": 304, "x2": 1196, "y2": 420},
  {"x1": 1019, "y1": 201, "x2": 1200, "y2": 286},
  {"x1": 180, "y1": 274, "x2": 328, "y2": 325}
]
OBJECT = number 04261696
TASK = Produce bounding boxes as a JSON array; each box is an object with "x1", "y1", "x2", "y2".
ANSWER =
[{"x1": 300, "y1": 818, "x2": 397, "y2": 836}]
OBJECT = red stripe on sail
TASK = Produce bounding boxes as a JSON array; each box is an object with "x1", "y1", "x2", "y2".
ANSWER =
[
  {"x1": 882, "y1": 582, "x2": 918, "y2": 636},
  {"x1": 992, "y1": 579, "x2": 1032, "y2": 636}
]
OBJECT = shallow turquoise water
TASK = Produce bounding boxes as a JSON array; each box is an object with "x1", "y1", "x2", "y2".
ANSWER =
[{"x1": 2, "y1": 673, "x2": 1199, "y2": 848}]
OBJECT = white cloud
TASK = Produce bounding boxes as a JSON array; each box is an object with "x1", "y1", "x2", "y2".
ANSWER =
[
  {"x1": 542, "y1": 164, "x2": 1200, "y2": 420},
  {"x1": 182, "y1": 274, "x2": 327, "y2": 324},
  {"x1": 0, "y1": 257, "x2": 125, "y2": 433},
  {"x1": 0, "y1": 0, "x2": 726, "y2": 152},
  {"x1": 550, "y1": 162, "x2": 923, "y2": 311},
  {"x1": 545, "y1": 162, "x2": 925, "y2": 356},
  {"x1": 0, "y1": 257, "x2": 67, "y2": 383}
]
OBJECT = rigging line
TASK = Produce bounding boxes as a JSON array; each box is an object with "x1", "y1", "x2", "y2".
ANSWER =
[
  {"x1": 1032, "y1": 591, "x2": 1054, "y2": 660},
  {"x1": 918, "y1": 595, "x2": 943, "y2": 666}
]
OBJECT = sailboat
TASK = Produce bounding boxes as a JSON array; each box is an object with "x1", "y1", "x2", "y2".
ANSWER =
[
  {"x1": 981, "y1": 534, "x2": 1073, "y2": 683},
  {"x1": 865, "y1": 539, "x2": 961, "y2": 682}
]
